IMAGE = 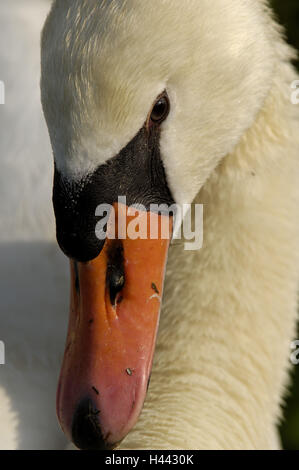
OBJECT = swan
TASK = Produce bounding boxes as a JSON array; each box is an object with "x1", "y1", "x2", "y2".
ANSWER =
[{"x1": 1, "y1": 0, "x2": 299, "y2": 450}]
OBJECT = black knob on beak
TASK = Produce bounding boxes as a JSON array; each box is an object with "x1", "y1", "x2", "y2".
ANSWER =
[
  {"x1": 57, "y1": 229, "x2": 105, "y2": 263},
  {"x1": 106, "y1": 240, "x2": 125, "y2": 305},
  {"x1": 53, "y1": 167, "x2": 106, "y2": 262}
]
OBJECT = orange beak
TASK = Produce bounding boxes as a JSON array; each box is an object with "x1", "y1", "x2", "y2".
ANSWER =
[{"x1": 56, "y1": 203, "x2": 172, "y2": 449}]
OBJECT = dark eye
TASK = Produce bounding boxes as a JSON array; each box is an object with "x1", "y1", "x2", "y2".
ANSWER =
[{"x1": 150, "y1": 94, "x2": 170, "y2": 124}]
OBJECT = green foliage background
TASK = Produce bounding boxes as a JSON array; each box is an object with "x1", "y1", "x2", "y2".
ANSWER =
[{"x1": 270, "y1": 0, "x2": 299, "y2": 451}]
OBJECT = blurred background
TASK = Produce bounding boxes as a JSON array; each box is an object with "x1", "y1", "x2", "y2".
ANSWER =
[{"x1": 269, "y1": 0, "x2": 299, "y2": 451}]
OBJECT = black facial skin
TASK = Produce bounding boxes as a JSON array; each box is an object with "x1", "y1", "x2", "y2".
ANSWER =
[
  {"x1": 72, "y1": 397, "x2": 116, "y2": 450},
  {"x1": 53, "y1": 124, "x2": 175, "y2": 262}
]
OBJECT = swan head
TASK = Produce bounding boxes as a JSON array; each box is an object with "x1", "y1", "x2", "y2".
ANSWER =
[{"x1": 41, "y1": 0, "x2": 274, "y2": 449}]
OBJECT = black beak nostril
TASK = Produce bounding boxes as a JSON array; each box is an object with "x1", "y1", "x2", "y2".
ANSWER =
[
  {"x1": 72, "y1": 398, "x2": 115, "y2": 450},
  {"x1": 106, "y1": 240, "x2": 125, "y2": 305}
]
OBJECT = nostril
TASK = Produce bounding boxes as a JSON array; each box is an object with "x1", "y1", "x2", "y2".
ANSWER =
[
  {"x1": 72, "y1": 398, "x2": 111, "y2": 450},
  {"x1": 106, "y1": 240, "x2": 125, "y2": 305},
  {"x1": 108, "y1": 270, "x2": 125, "y2": 305}
]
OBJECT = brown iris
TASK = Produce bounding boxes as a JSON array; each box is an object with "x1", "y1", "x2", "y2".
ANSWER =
[{"x1": 149, "y1": 92, "x2": 170, "y2": 125}]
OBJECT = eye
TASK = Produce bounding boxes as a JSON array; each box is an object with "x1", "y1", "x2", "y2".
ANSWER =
[{"x1": 150, "y1": 93, "x2": 170, "y2": 124}]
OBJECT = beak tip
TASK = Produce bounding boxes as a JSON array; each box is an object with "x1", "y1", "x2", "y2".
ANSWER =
[{"x1": 71, "y1": 398, "x2": 118, "y2": 450}]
